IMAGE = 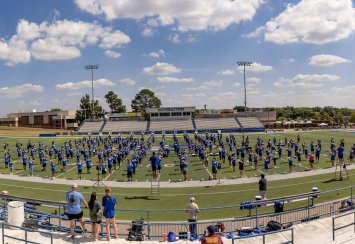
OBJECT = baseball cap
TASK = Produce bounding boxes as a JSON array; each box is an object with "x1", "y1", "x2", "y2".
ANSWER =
[
  {"x1": 190, "y1": 197, "x2": 195, "y2": 202},
  {"x1": 71, "y1": 183, "x2": 77, "y2": 188},
  {"x1": 207, "y1": 225, "x2": 215, "y2": 234}
]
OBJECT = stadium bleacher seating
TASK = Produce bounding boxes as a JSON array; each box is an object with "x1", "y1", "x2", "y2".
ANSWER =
[
  {"x1": 78, "y1": 121, "x2": 104, "y2": 133},
  {"x1": 102, "y1": 120, "x2": 147, "y2": 133},
  {"x1": 194, "y1": 118, "x2": 240, "y2": 130},
  {"x1": 149, "y1": 119, "x2": 193, "y2": 132},
  {"x1": 237, "y1": 117, "x2": 264, "y2": 128}
]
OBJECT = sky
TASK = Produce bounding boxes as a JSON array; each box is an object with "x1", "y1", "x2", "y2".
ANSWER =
[{"x1": 1, "y1": 0, "x2": 355, "y2": 116}]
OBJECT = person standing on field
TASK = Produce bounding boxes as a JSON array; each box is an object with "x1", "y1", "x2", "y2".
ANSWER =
[{"x1": 258, "y1": 174, "x2": 267, "y2": 200}]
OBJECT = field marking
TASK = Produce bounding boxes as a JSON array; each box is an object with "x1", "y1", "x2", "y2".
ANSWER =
[{"x1": 56, "y1": 164, "x2": 77, "y2": 178}]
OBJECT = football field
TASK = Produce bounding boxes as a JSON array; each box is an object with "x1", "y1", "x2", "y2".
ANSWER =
[{"x1": 0, "y1": 130, "x2": 354, "y2": 182}]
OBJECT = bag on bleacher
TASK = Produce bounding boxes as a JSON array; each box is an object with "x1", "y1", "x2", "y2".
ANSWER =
[
  {"x1": 167, "y1": 231, "x2": 177, "y2": 242},
  {"x1": 267, "y1": 220, "x2": 283, "y2": 231},
  {"x1": 274, "y1": 200, "x2": 284, "y2": 213}
]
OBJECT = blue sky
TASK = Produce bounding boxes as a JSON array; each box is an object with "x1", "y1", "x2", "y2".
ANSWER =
[{"x1": 1, "y1": 0, "x2": 355, "y2": 116}]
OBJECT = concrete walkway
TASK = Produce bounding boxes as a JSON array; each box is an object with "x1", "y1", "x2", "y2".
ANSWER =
[
  {"x1": 1, "y1": 163, "x2": 354, "y2": 189},
  {"x1": 1, "y1": 212, "x2": 355, "y2": 243}
]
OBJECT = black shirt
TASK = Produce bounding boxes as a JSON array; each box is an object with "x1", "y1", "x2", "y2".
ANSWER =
[{"x1": 259, "y1": 178, "x2": 267, "y2": 191}]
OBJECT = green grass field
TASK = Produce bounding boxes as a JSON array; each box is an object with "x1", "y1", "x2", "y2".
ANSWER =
[
  {"x1": 0, "y1": 130, "x2": 355, "y2": 220},
  {"x1": 1, "y1": 131, "x2": 354, "y2": 181}
]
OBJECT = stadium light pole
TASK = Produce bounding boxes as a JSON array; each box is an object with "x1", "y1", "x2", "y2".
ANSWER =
[
  {"x1": 237, "y1": 61, "x2": 252, "y2": 117},
  {"x1": 84, "y1": 64, "x2": 99, "y2": 119}
]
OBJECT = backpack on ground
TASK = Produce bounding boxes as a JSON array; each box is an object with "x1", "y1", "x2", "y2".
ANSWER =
[
  {"x1": 267, "y1": 220, "x2": 283, "y2": 231},
  {"x1": 167, "y1": 231, "x2": 177, "y2": 242}
]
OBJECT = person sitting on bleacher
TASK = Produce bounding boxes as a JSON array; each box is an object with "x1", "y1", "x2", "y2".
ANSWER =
[{"x1": 201, "y1": 225, "x2": 223, "y2": 244}]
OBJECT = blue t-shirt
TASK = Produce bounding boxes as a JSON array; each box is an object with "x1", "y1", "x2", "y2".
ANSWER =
[
  {"x1": 66, "y1": 191, "x2": 85, "y2": 214},
  {"x1": 102, "y1": 195, "x2": 117, "y2": 218},
  {"x1": 211, "y1": 160, "x2": 217, "y2": 170}
]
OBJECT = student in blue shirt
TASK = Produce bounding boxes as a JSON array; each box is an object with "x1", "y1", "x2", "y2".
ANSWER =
[
  {"x1": 349, "y1": 148, "x2": 354, "y2": 164},
  {"x1": 181, "y1": 159, "x2": 188, "y2": 181},
  {"x1": 102, "y1": 187, "x2": 118, "y2": 241},
  {"x1": 29, "y1": 158, "x2": 33, "y2": 176},
  {"x1": 107, "y1": 156, "x2": 113, "y2": 174},
  {"x1": 231, "y1": 154, "x2": 236, "y2": 172},
  {"x1": 62, "y1": 157, "x2": 67, "y2": 172},
  {"x1": 337, "y1": 145, "x2": 344, "y2": 164},
  {"x1": 297, "y1": 149, "x2": 302, "y2": 165},
  {"x1": 288, "y1": 156, "x2": 294, "y2": 173},
  {"x1": 22, "y1": 155, "x2": 27, "y2": 170},
  {"x1": 85, "y1": 158, "x2": 91, "y2": 174},
  {"x1": 127, "y1": 161, "x2": 133, "y2": 181},
  {"x1": 315, "y1": 146, "x2": 321, "y2": 163},
  {"x1": 42, "y1": 157, "x2": 47, "y2": 171},
  {"x1": 211, "y1": 158, "x2": 218, "y2": 180},
  {"x1": 51, "y1": 160, "x2": 56, "y2": 179},
  {"x1": 331, "y1": 149, "x2": 336, "y2": 167},
  {"x1": 264, "y1": 156, "x2": 270, "y2": 175},
  {"x1": 101, "y1": 162, "x2": 107, "y2": 179},
  {"x1": 9, "y1": 160, "x2": 13, "y2": 174},
  {"x1": 65, "y1": 183, "x2": 88, "y2": 239},
  {"x1": 77, "y1": 161, "x2": 83, "y2": 180}
]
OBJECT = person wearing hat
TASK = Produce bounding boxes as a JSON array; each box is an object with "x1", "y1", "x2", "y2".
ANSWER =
[
  {"x1": 201, "y1": 225, "x2": 223, "y2": 244},
  {"x1": 65, "y1": 183, "x2": 88, "y2": 239},
  {"x1": 186, "y1": 197, "x2": 199, "y2": 238}
]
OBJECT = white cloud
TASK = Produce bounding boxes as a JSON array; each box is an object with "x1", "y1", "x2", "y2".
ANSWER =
[
  {"x1": 74, "y1": 0, "x2": 264, "y2": 32},
  {"x1": 56, "y1": 78, "x2": 115, "y2": 90},
  {"x1": 219, "y1": 69, "x2": 236, "y2": 76},
  {"x1": 274, "y1": 74, "x2": 340, "y2": 88},
  {"x1": 249, "y1": 0, "x2": 355, "y2": 45},
  {"x1": 157, "y1": 76, "x2": 194, "y2": 83},
  {"x1": 169, "y1": 33, "x2": 180, "y2": 43},
  {"x1": 247, "y1": 77, "x2": 261, "y2": 83},
  {"x1": 66, "y1": 92, "x2": 83, "y2": 97},
  {"x1": 0, "y1": 83, "x2": 44, "y2": 98},
  {"x1": 104, "y1": 50, "x2": 121, "y2": 58},
  {"x1": 203, "y1": 80, "x2": 224, "y2": 87},
  {"x1": 143, "y1": 62, "x2": 181, "y2": 76},
  {"x1": 232, "y1": 82, "x2": 241, "y2": 87},
  {"x1": 146, "y1": 49, "x2": 165, "y2": 58},
  {"x1": 309, "y1": 54, "x2": 351, "y2": 67},
  {"x1": 238, "y1": 62, "x2": 272, "y2": 72},
  {"x1": 120, "y1": 78, "x2": 136, "y2": 86},
  {"x1": 0, "y1": 19, "x2": 130, "y2": 65},
  {"x1": 187, "y1": 34, "x2": 198, "y2": 42}
]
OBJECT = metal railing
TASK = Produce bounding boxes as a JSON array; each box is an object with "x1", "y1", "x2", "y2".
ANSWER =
[
  {"x1": 1, "y1": 222, "x2": 53, "y2": 244},
  {"x1": 0, "y1": 185, "x2": 354, "y2": 240},
  {"x1": 232, "y1": 228, "x2": 294, "y2": 244},
  {"x1": 332, "y1": 210, "x2": 355, "y2": 241}
]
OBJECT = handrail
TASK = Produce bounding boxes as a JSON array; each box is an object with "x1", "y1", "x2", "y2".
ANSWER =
[
  {"x1": 1, "y1": 222, "x2": 53, "y2": 244},
  {"x1": 332, "y1": 210, "x2": 355, "y2": 241},
  {"x1": 232, "y1": 228, "x2": 294, "y2": 244}
]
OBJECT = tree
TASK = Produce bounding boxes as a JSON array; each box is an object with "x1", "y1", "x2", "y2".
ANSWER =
[
  {"x1": 104, "y1": 91, "x2": 126, "y2": 113},
  {"x1": 49, "y1": 108, "x2": 62, "y2": 112},
  {"x1": 233, "y1": 106, "x2": 247, "y2": 112},
  {"x1": 76, "y1": 94, "x2": 105, "y2": 123},
  {"x1": 350, "y1": 112, "x2": 355, "y2": 123},
  {"x1": 131, "y1": 89, "x2": 161, "y2": 113}
]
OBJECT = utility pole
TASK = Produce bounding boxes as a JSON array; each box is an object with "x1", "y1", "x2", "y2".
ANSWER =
[
  {"x1": 84, "y1": 64, "x2": 99, "y2": 119},
  {"x1": 237, "y1": 61, "x2": 252, "y2": 117}
]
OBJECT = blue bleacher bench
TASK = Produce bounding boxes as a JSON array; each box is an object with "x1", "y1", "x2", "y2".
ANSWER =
[{"x1": 39, "y1": 134, "x2": 57, "y2": 137}]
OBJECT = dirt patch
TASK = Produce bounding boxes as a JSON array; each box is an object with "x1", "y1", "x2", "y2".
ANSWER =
[{"x1": 0, "y1": 126, "x2": 70, "y2": 137}]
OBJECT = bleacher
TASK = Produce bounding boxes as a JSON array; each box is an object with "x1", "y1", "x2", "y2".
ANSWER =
[
  {"x1": 237, "y1": 117, "x2": 264, "y2": 128},
  {"x1": 149, "y1": 119, "x2": 193, "y2": 132},
  {"x1": 194, "y1": 118, "x2": 240, "y2": 131},
  {"x1": 102, "y1": 120, "x2": 147, "y2": 133},
  {"x1": 78, "y1": 121, "x2": 103, "y2": 133}
]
